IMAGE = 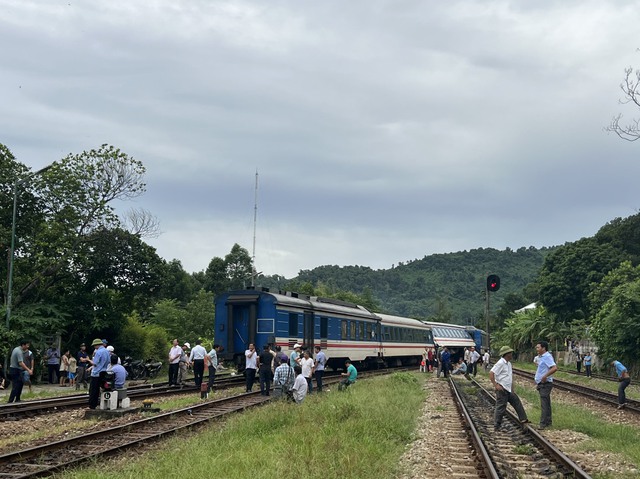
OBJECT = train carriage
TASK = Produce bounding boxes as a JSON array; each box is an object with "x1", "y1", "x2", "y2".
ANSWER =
[{"x1": 214, "y1": 288, "x2": 435, "y2": 371}]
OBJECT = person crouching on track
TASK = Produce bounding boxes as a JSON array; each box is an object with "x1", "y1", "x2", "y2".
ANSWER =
[
  {"x1": 451, "y1": 358, "x2": 468, "y2": 375},
  {"x1": 490, "y1": 346, "x2": 530, "y2": 431},
  {"x1": 273, "y1": 357, "x2": 295, "y2": 399},
  {"x1": 291, "y1": 365, "x2": 308, "y2": 404},
  {"x1": 339, "y1": 360, "x2": 357, "y2": 391}
]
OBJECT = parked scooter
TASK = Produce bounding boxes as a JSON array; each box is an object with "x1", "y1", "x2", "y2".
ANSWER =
[{"x1": 123, "y1": 356, "x2": 162, "y2": 381}]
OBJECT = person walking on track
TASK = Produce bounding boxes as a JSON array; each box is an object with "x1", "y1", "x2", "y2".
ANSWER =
[{"x1": 490, "y1": 346, "x2": 530, "y2": 431}]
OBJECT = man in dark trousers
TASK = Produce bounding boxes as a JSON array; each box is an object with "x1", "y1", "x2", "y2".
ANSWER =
[
  {"x1": 257, "y1": 344, "x2": 273, "y2": 396},
  {"x1": 534, "y1": 340, "x2": 558, "y2": 429},
  {"x1": 88, "y1": 338, "x2": 110, "y2": 409},
  {"x1": 8, "y1": 340, "x2": 32, "y2": 403},
  {"x1": 490, "y1": 346, "x2": 530, "y2": 430}
]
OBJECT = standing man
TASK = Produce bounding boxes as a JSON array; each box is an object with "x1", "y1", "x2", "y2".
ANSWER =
[
  {"x1": 583, "y1": 351, "x2": 592, "y2": 378},
  {"x1": 189, "y1": 339, "x2": 207, "y2": 388},
  {"x1": 44, "y1": 343, "x2": 60, "y2": 384},
  {"x1": 245, "y1": 343, "x2": 258, "y2": 392},
  {"x1": 8, "y1": 340, "x2": 32, "y2": 403},
  {"x1": 441, "y1": 347, "x2": 451, "y2": 378},
  {"x1": 610, "y1": 359, "x2": 631, "y2": 409},
  {"x1": 257, "y1": 344, "x2": 273, "y2": 396},
  {"x1": 290, "y1": 343, "x2": 302, "y2": 369},
  {"x1": 490, "y1": 346, "x2": 530, "y2": 430},
  {"x1": 206, "y1": 344, "x2": 222, "y2": 391},
  {"x1": 88, "y1": 338, "x2": 110, "y2": 409},
  {"x1": 469, "y1": 346, "x2": 481, "y2": 377},
  {"x1": 168, "y1": 339, "x2": 182, "y2": 386},
  {"x1": 427, "y1": 348, "x2": 434, "y2": 372},
  {"x1": 300, "y1": 350, "x2": 314, "y2": 394},
  {"x1": 534, "y1": 340, "x2": 558, "y2": 429},
  {"x1": 76, "y1": 343, "x2": 89, "y2": 390},
  {"x1": 314, "y1": 345, "x2": 326, "y2": 392},
  {"x1": 483, "y1": 349, "x2": 491, "y2": 372}
]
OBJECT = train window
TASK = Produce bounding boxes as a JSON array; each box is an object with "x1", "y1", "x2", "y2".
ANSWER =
[
  {"x1": 341, "y1": 320, "x2": 347, "y2": 339},
  {"x1": 359, "y1": 322, "x2": 365, "y2": 340},
  {"x1": 288, "y1": 313, "x2": 298, "y2": 337},
  {"x1": 383, "y1": 326, "x2": 390, "y2": 341},
  {"x1": 365, "y1": 323, "x2": 372, "y2": 340},
  {"x1": 320, "y1": 317, "x2": 328, "y2": 338},
  {"x1": 376, "y1": 323, "x2": 381, "y2": 339},
  {"x1": 350, "y1": 322, "x2": 356, "y2": 340},
  {"x1": 257, "y1": 318, "x2": 274, "y2": 334}
]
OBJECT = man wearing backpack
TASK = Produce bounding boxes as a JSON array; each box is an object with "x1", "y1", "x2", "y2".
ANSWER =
[{"x1": 273, "y1": 357, "x2": 295, "y2": 399}]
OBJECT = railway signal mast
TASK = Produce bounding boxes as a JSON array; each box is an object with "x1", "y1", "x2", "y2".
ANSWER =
[{"x1": 485, "y1": 274, "x2": 500, "y2": 353}]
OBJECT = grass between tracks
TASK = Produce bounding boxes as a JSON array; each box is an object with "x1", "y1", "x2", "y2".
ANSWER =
[{"x1": 56, "y1": 372, "x2": 425, "y2": 479}]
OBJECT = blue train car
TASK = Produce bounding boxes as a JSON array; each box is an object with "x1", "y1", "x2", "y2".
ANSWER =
[{"x1": 214, "y1": 288, "x2": 434, "y2": 371}]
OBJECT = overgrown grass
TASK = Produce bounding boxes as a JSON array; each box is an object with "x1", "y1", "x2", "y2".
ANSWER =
[{"x1": 55, "y1": 372, "x2": 425, "y2": 479}]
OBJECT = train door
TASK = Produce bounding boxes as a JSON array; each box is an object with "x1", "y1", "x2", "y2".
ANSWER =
[
  {"x1": 225, "y1": 297, "x2": 258, "y2": 362},
  {"x1": 303, "y1": 310, "x2": 315, "y2": 351}
]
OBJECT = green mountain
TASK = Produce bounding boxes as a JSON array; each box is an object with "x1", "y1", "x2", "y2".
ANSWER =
[{"x1": 261, "y1": 246, "x2": 554, "y2": 324}]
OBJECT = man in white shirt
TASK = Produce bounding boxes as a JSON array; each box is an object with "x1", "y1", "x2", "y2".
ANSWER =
[
  {"x1": 469, "y1": 346, "x2": 481, "y2": 377},
  {"x1": 490, "y1": 346, "x2": 529, "y2": 431},
  {"x1": 245, "y1": 343, "x2": 258, "y2": 392},
  {"x1": 291, "y1": 365, "x2": 308, "y2": 404},
  {"x1": 189, "y1": 339, "x2": 207, "y2": 387},
  {"x1": 168, "y1": 339, "x2": 182, "y2": 386},
  {"x1": 482, "y1": 349, "x2": 490, "y2": 371},
  {"x1": 300, "y1": 350, "x2": 314, "y2": 394}
]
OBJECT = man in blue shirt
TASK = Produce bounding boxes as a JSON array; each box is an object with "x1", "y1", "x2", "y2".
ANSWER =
[
  {"x1": 534, "y1": 341, "x2": 558, "y2": 429},
  {"x1": 88, "y1": 338, "x2": 111, "y2": 409},
  {"x1": 610, "y1": 359, "x2": 631, "y2": 409},
  {"x1": 314, "y1": 345, "x2": 327, "y2": 392},
  {"x1": 110, "y1": 355, "x2": 128, "y2": 389}
]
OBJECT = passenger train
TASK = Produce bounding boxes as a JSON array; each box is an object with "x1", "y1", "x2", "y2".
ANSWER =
[{"x1": 214, "y1": 287, "x2": 486, "y2": 371}]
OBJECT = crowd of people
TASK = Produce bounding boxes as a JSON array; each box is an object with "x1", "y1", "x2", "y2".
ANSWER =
[
  {"x1": 4, "y1": 336, "x2": 631, "y2": 423},
  {"x1": 241, "y1": 343, "x2": 352, "y2": 404}
]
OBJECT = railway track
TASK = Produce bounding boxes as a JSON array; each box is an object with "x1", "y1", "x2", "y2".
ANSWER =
[
  {"x1": 449, "y1": 377, "x2": 592, "y2": 478},
  {"x1": 512, "y1": 368, "x2": 640, "y2": 413},
  {"x1": 0, "y1": 370, "x2": 396, "y2": 478},
  {"x1": 0, "y1": 376, "x2": 245, "y2": 419}
]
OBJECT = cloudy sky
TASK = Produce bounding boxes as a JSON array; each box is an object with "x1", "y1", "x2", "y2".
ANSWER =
[{"x1": 2, "y1": 1, "x2": 640, "y2": 278}]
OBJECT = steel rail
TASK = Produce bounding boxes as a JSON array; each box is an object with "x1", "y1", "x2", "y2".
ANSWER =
[
  {"x1": 469, "y1": 378, "x2": 592, "y2": 479},
  {"x1": 448, "y1": 377, "x2": 501, "y2": 479},
  {"x1": 0, "y1": 370, "x2": 396, "y2": 478},
  {"x1": 512, "y1": 368, "x2": 640, "y2": 412}
]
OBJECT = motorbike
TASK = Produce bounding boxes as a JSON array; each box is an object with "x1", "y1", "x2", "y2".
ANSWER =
[{"x1": 123, "y1": 356, "x2": 163, "y2": 381}]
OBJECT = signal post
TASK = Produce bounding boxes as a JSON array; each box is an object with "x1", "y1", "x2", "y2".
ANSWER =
[{"x1": 485, "y1": 274, "x2": 500, "y2": 354}]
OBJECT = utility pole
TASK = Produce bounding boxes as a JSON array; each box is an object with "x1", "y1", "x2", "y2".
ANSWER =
[{"x1": 251, "y1": 170, "x2": 258, "y2": 287}]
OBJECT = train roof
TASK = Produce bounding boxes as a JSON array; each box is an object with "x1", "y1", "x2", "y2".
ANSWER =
[
  {"x1": 428, "y1": 323, "x2": 476, "y2": 348},
  {"x1": 374, "y1": 312, "x2": 431, "y2": 329},
  {"x1": 217, "y1": 289, "x2": 379, "y2": 320}
]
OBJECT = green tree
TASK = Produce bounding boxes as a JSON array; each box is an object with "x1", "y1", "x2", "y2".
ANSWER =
[
  {"x1": 225, "y1": 244, "x2": 253, "y2": 289},
  {"x1": 182, "y1": 289, "x2": 215, "y2": 341},
  {"x1": 591, "y1": 279, "x2": 640, "y2": 368},
  {"x1": 149, "y1": 299, "x2": 186, "y2": 341}
]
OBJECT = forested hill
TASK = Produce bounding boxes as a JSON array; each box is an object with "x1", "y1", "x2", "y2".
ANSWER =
[{"x1": 288, "y1": 247, "x2": 555, "y2": 324}]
